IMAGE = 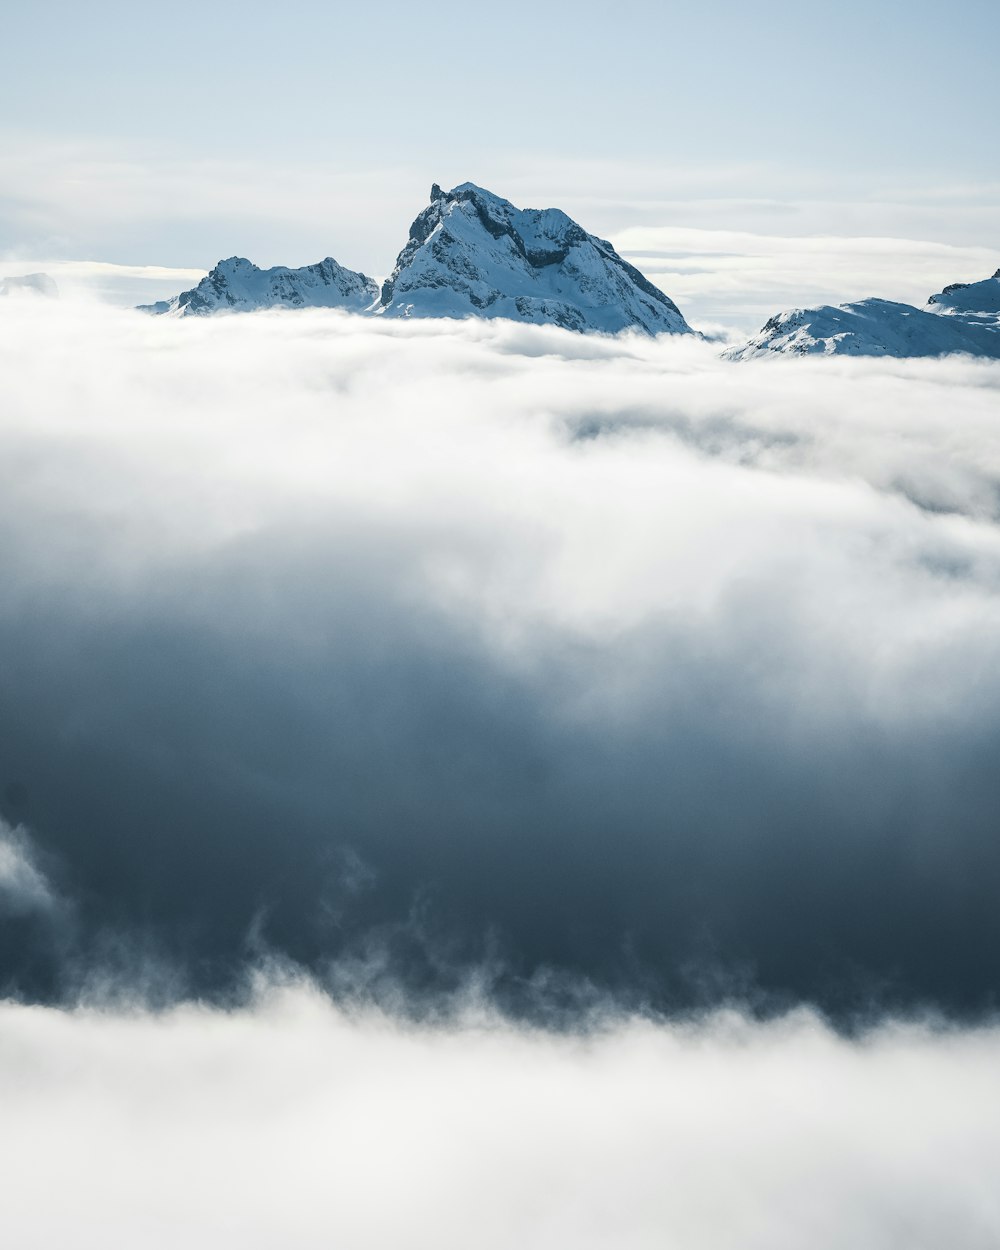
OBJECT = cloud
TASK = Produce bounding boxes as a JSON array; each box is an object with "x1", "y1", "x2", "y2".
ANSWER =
[
  {"x1": 0, "y1": 985, "x2": 998, "y2": 1248},
  {"x1": 0, "y1": 818, "x2": 58, "y2": 918},
  {"x1": 0, "y1": 816, "x2": 72, "y2": 999},
  {"x1": 0, "y1": 258, "x2": 207, "y2": 306},
  {"x1": 610, "y1": 226, "x2": 1000, "y2": 332},
  {"x1": 2, "y1": 301, "x2": 1000, "y2": 1014}
]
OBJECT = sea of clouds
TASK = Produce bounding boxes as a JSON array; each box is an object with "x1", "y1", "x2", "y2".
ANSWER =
[
  {"x1": 2, "y1": 299, "x2": 1000, "y2": 1244},
  {"x1": 2, "y1": 983, "x2": 1000, "y2": 1250}
]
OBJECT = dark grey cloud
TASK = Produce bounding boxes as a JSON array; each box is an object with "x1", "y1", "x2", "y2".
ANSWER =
[{"x1": 3, "y1": 302, "x2": 1000, "y2": 1018}]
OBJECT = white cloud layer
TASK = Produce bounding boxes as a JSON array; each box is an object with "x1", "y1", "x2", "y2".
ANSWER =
[
  {"x1": 5, "y1": 297, "x2": 1000, "y2": 634},
  {"x1": 0, "y1": 986, "x2": 998, "y2": 1249},
  {"x1": 0, "y1": 258, "x2": 207, "y2": 306}
]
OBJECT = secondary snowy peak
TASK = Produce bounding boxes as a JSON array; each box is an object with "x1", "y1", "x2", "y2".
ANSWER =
[
  {"x1": 927, "y1": 269, "x2": 1000, "y2": 318},
  {"x1": 139, "y1": 256, "x2": 378, "y2": 317},
  {"x1": 725, "y1": 300, "x2": 1000, "y2": 360},
  {"x1": 728, "y1": 273, "x2": 1000, "y2": 361},
  {"x1": 378, "y1": 183, "x2": 692, "y2": 336}
]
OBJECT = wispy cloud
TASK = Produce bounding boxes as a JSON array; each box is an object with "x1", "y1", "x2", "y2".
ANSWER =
[{"x1": 0, "y1": 819, "x2": 59, "y2": 918}]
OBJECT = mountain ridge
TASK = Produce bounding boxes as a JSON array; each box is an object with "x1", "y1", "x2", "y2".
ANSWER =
[
  {"x1": 726, "y1": 272, "x2": 1000, "y2": 360},
  {"x1": 134, "y1": 184, "x2": 1000, "y2": 359},
  {"x1": 138, "y1": 255, "x2": 378, "y2": 317},
  {"x1": 139, "y1": 182, "x2": 693, "y2": 337}
]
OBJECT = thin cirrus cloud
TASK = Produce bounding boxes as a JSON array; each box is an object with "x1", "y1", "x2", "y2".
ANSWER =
[{"x1": 3, "y1": 299, "x2": 1000, "y2": 1016}]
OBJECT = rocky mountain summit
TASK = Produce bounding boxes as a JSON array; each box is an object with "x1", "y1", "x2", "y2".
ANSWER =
[
  {"x1": 139, "y1": 256, "x2": 378, "y2": 316},
  {"x1": 727, "y1": 271, "x2": 1000, "y2": 360},
  {"x1": 139, "y1": 183, "x2": 692, "y2": 337},
  {"x1": 376, "y1": 183, "x2": 691, "y2": 335}
]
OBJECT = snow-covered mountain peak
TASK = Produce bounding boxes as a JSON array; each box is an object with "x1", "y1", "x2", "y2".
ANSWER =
[
  {"x1": 136, "y1": 181, "x2": 691, "y2": 335},
  {"x1": 213, "y1": 256, "x2": 256, "y2": 277},
  {"x1": 926, "y1": 269, "x2": 1000, "y2": 317},
  {"x1": 378, "y1": 182, "x2": 692, "y2": 336},
  {"x1": 727, "y1": 270, "x2": 1000, "y2": 361},
  {"x1": 139, "y1": 255, "x2": 378, "y2": 317}
]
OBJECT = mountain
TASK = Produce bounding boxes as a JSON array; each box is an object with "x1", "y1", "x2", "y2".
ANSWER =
[
  {"x1": 138, "y1": 256, "x2": 378, "y2": 317},
  {"x1": 1, "y1": 272, "x2": 58, "y2": 298},
  {"x1": 138, "y1": 183, "x2": 692, "y2": 337},
  {"x1": 727, "y1": 273, "x2": 1000, "y2": 361},
  {"x1": 927, "y1": 269, "x2": 1000, "y2": 318},
  {"x1": 376, "y1": 182, "x2": 692, "y2": 336}
]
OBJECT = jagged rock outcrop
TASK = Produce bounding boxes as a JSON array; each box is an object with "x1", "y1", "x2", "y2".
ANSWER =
[{"x1": 138, "y1": 256, "x2": 378, "y2": 317}]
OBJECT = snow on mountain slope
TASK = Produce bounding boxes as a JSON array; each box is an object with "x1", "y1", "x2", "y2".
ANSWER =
[
  {"x1": 377, "y1": 183, "x2": 692, "y2": 336},
  {"x1": 138, "y1": 256, "x2": 378, "y2": 317},
  {"x1": 927, "y1": 269, "x2": 1000, "y2": 318},
  {"x1": 727, "y1": 275, "x2": 1000, "y2": 361}
]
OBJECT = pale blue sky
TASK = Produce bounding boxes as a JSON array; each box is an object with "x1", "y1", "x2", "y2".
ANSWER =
[{"x1": 3, "y1": 0, "x2": 998, "y2": 325}]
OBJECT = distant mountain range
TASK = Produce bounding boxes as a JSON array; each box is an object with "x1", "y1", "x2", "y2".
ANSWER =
[
  {"x1": 139, "y1": 256, "x2": 377, "y2": 317},
  {"x1": 726, "y1": 271, "x2": 1000, "y2": 360},
  {"x1": 133, "y1": 183, "x2": 1000, "y2": 360},
  {"x1": 139, "y1": 182, "x2": 692, "y2": 337}
]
